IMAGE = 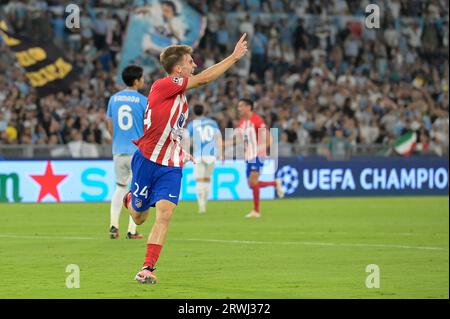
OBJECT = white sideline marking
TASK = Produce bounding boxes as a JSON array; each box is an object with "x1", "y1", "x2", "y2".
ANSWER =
[
  {"x1": 175, "y1": 238, "x2": 448, "y2": 252},
  {"x1": 0, "y1": 233, "x2": 446, "y2": 252}
]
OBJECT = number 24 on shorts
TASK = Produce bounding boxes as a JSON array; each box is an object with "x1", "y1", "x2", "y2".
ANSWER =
[{"x1": 133, "y1": 183, "x2": 149, "y2": 199}]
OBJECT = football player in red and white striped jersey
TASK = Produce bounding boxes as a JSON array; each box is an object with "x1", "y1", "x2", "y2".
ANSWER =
[
  {"x1": 123, "y1": 34, "x2": 249, "y2": 284},
  {"x1": 236, "y1": 98, "x2": 285, "y2": 218}
]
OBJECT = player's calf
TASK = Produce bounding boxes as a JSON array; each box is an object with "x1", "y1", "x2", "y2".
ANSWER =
[{"x1": 151, "y1": 204, "x2": 174, "y2": 234}]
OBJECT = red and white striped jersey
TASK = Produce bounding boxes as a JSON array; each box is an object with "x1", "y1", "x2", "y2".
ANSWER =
[
  {"x1": 237, "y1": 113, "x2": 267, "y2": 160},
  {"x1": 134, "y1": 76, "x2": 189, "y2": 167}
]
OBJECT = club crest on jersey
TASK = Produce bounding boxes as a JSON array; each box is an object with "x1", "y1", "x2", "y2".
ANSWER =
[
  {"x1": 172, "y1": 77, "x2": 183, "y2": 86},
  {"x1": 135, "y1": 198, "x2": 142, "y2": 208}
]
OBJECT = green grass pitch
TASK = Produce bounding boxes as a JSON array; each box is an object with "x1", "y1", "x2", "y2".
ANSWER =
[{"x1": 0, "y1": 197, "x2": 448, "y2": 299}]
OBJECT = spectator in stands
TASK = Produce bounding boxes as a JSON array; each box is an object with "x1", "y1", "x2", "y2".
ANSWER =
[
  {"x1": 0, "y1": 0, "x2": 448, "y2": 160},
  {"x1": 327, "y1": 127, "x2": 352, "y2": 160},
  {"x1": 278, "y1": 131, "x2": 293, "y2": 157},
  {"x1": 250, "y1": 23, "x2": 268, "y2": 78}
]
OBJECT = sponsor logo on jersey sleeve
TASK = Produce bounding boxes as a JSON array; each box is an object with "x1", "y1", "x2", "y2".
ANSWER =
[{"x1": 172, "y1": 77, "x2": 184, "y2": 86}]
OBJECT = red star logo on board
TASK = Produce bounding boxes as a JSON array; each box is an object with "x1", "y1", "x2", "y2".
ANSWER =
[{"x1": 30, "y1": 161, "x2": 68, "y2": 202}]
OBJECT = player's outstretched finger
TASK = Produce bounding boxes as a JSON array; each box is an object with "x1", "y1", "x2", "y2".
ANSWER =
[{"x1": 239, "y1": 33, "x2": 247, "y2": 43}]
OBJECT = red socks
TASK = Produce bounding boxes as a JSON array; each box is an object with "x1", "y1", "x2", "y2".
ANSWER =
[
  {"x1": 251, "y1": 185, "x2": 260, "y2": 213},
  {"x1": 251, "y1": 181, "x2": 276, "y2": 213},
  {"x1": 143, "y1": 243, "x2": 162, "y2": 269},
  {"x1": 258, "y1": 181, "x2": 276, "y2": 187}
]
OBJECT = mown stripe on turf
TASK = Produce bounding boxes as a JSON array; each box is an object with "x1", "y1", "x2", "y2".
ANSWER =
[
  {"x1": 174, "y1": 238, "x2": 448, "y2": 252},
  {"x1": 0, "y1": 234, "x2": 96, "y2": 240},
  {"x1": 0, "y1": 234, "x2": 447, "y2": 252}
]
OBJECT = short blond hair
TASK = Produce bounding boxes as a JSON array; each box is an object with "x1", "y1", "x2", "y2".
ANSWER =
[{"x1": 159, "y1": 45, "x2": 193, "y2": 74}]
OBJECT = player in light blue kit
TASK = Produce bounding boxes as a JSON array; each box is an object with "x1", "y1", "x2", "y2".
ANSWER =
[
  {"x1": 186, "y1": 104, "x2": 222, "y2": 213},
  {"x1": 106, "y1": 65, "x2": 147, "y2": 239}
]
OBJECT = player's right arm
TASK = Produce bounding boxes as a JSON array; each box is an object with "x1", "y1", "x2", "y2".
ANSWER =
[{"x1": 186, "y1": 33, "x2": 248, "y2": 90}]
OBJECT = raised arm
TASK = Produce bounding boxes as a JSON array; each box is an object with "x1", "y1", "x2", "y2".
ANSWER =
[{"x1": 186, "y1": 33, "x2": 248, "y2": 90}]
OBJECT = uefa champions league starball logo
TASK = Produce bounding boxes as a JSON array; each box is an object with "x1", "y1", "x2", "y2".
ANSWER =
[{"x1": 276, "y1": 165, "x2": 299, "y2": 195}]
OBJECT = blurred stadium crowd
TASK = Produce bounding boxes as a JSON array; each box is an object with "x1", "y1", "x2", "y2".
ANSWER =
[{"x1": 0, "y1": 0, "x2": 448, "y2": 159}]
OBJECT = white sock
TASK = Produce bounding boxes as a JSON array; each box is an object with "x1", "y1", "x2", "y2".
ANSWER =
[
  {"x1": 202, "y1": 182, "x2": 210, "y2": 210},
  {"x1": 197, "y1": 181, "x2": 210, "y2": 212},
  {"x1": 110, "y1": 185, "x2": 128, "y2": 229},
  {"x1": 196, "y1": 182, "x2": 205, "y2": 212},
  {"x1": 128, "y1": 216, "x2": 137, "y2": 234}
]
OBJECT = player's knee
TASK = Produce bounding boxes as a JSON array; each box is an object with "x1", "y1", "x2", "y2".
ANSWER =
[
  {"x1": 134, "y1": 215, "x2": 145, "y2": 225},
  {"x1": 116, "y1": 181, "x2": 128, "y2": 189},
  {"x1": 248, "y1": 179, "x2": 258, "y2": 188}
]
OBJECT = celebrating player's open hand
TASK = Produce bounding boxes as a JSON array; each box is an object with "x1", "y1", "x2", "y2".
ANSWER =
[{"x1": 232, "y1": 33, "x2": 248, "y2": 60}]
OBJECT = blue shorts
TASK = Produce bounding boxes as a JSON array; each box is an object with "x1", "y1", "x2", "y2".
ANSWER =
[
  {"x1": 246, "y1": 157, "x2": 265, "y2": 177},
  {"x1": 130, "y1": 149, "x2": 182, "y2": 212}
]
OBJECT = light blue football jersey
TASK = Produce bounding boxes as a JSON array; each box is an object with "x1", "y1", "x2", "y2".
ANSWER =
[
  {"x1": 107, "y1": 89, "x2": 147, "y2": 155},
  {"x1": 187, "y1": 117, "x2": 220, "y2": 158}
]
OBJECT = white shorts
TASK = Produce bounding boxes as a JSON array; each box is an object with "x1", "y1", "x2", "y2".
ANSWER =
[
  {"x1": 113, "y1": 154, "x2": 133, "y2": 186},
  {"x1": 194, "y1": 156, "x2": 215, "y2": 179}
]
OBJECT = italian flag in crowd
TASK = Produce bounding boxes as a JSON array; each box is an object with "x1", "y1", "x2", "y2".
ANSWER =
[{"x1": 394, "y1": 131, "x2": 417, "y2": 156}]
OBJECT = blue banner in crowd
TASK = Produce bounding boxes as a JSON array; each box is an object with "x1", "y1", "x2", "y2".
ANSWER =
[
  {"x1": 275, "y1": 157, "x2": 449, "y2": 197},
  {"x1": 117, "y1": 0, "x2": 206, "y2": 82}
]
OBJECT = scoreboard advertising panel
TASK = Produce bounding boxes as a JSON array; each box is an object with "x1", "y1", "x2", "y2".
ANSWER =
[{"x1": 0, "y1": 157, "x2": 448, "y2": 203}]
